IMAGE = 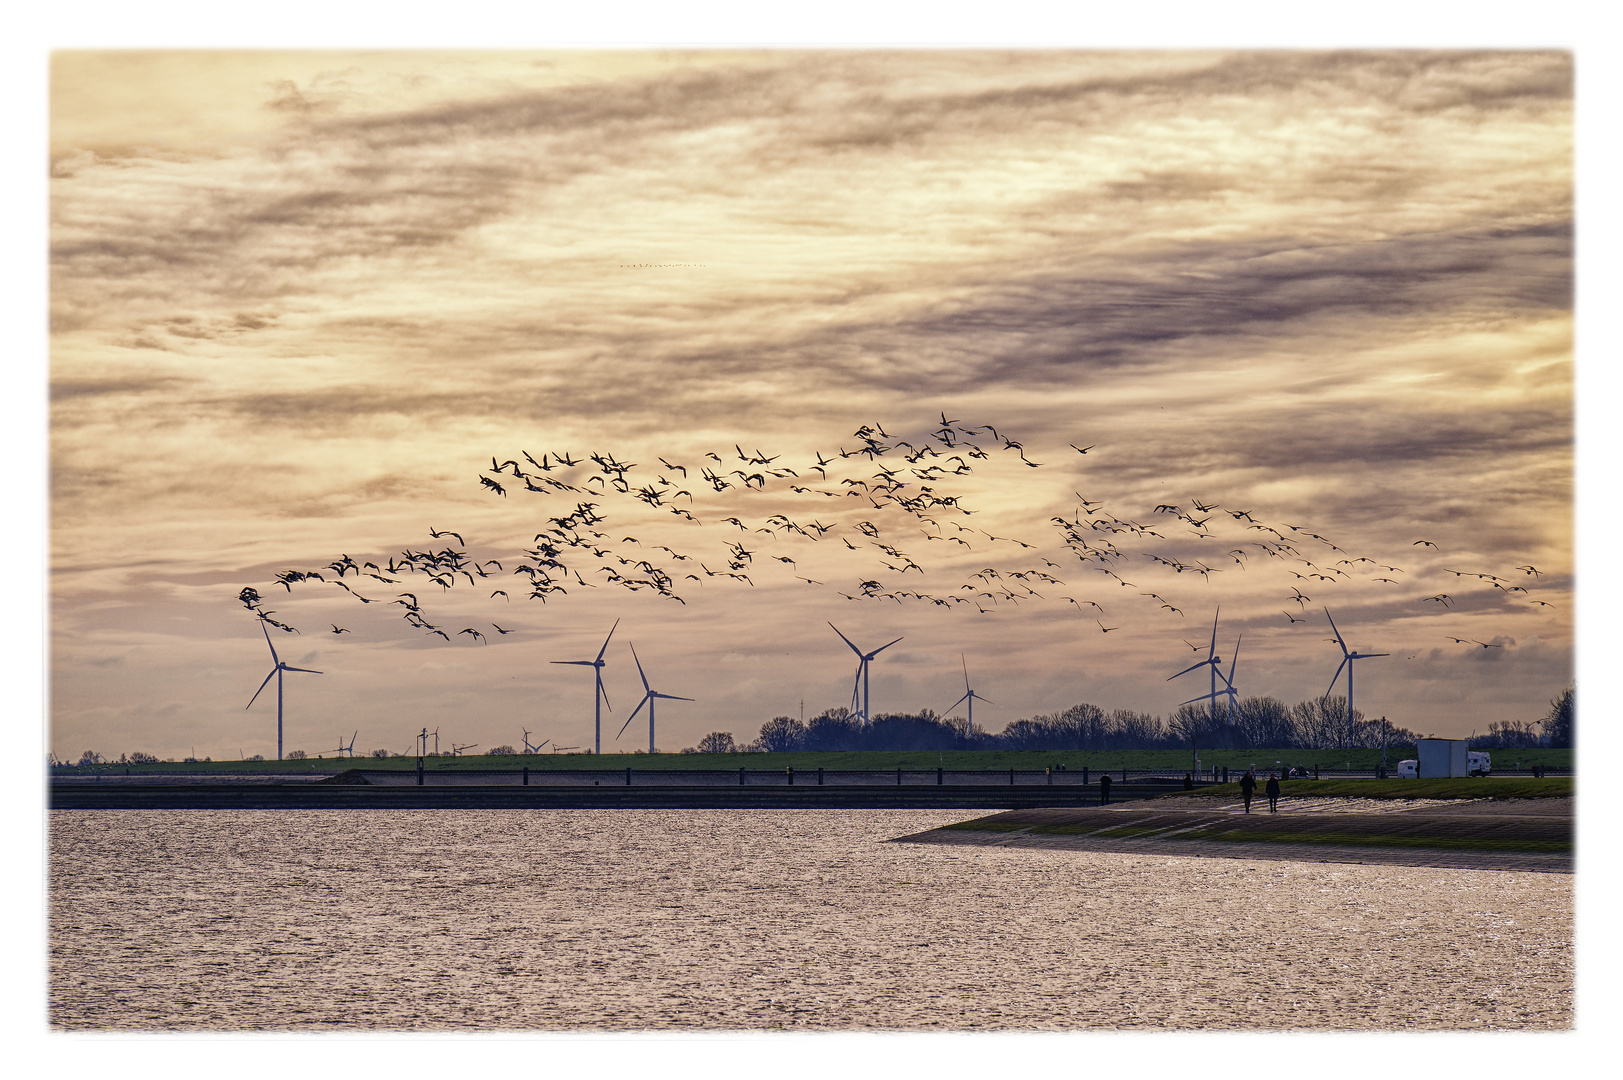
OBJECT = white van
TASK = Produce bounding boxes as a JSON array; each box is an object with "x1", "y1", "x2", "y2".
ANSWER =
[
  {"x1": 1396, "y1": 759, "x2": 1418, "y2": 779},
  {"x1": 1468, "y1": 751, "x2": 1491, "y2": 776}
]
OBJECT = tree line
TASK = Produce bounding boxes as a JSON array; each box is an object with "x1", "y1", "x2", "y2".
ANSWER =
[{"x1": 692, "y1": 684, "x2": 1575, "y2": 755}]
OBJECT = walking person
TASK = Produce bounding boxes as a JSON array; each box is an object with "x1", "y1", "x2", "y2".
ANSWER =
[
  {"x1": 1239, "y1": 769, "x2": 1257, "y2": 814},
  {"x1": 1099, "y1": 771, "x2": 1112, "y2": 806},
  {"x1": 1265, "y1": 772, "x2": 1281, "y2": 814}
]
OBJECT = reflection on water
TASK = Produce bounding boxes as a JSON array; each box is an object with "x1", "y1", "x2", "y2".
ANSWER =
[{"x1": 49, "y1": 809, "x2": 1571, "y2": 1030}]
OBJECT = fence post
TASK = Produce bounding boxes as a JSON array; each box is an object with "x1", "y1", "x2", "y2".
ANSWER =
[
  {"x1": 896, "y1": 767, "x2": 902, "y2": 786},
  {"x1": 818, "y1": 767, "x2": 824, "y2": 786},
  {"x1": 788, "y1": 766, "x2": 794, "y2": 786},
  {"x1": 1122, "y1": 767, "x2": 1127, "y2": 783},
  {"x1": 937, "y1": 766, "x2": 943, "y2": 786},
  {"x1": 523, "y1": 766, "x2": 529, "y2": 787},
  {"x1": 1083, "y1": 766, "x2": 1089, "y2": 785},
  {"x1": 1009, "y1": 767, "x2": 1014, "y2": 786},
  {"x1": 1047, "y1": 767, "x2": 1052, "y2": 786},
  {"x1": 739, "y1": 766, "x2": 745, "y2": 786}
]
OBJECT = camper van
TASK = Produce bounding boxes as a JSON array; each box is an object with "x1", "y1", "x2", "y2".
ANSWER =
[
  {"x1": 1397, "y1": 759, "x2": 1418, "y2": 779},
  {"x1": 1468, "y1": 751, "x2": 1491, "y2": 776}
]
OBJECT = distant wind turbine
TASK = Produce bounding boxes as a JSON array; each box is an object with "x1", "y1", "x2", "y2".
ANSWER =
[
  {"x1": 245, "y1": 621, "x2": 322, "y2": 761},
  {"x1": 1325, "y1": 609, "x2": 1388, "y2": 748},
  {"x1": 521, "y1": 729, "x2": 549, "y2": 755},
  {"x1": 551, "y1": 618, "x2": 619, "y2": 754},
  {"x1": 940, "y1": 653, "x2": 995, "y2": 731},
  {"x1": 330, "y1": 731, "x2": 358, "y2": 758},
  {"x1": 617, "y1": 643, "x2": 693, "y2": 754},
  {"x1": 830, "y1": 622, "x2": 902, "y2": 726},
  {"x1": 1181, "y1": 634, "x2": 1241, "y2": 722},
  {"x1": 1167, "y1": 608, "x2": 1228, "y2": 725}
]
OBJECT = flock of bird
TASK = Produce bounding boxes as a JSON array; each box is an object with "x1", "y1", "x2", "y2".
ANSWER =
[{"x1": 237, "y1": 415, "x2": 1559, "y2": 663}]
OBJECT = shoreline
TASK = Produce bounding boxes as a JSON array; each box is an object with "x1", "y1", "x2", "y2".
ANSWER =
[{"x1": 892, "y1": 801, "x2": 1574, "y2": 873}]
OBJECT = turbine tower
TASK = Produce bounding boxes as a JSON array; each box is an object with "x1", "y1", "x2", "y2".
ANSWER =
[
  {"x1": 551, "y1": 618, "x2": 619, "y2": 754},
  {"x1": 617, "y1": 643, "x2": 693, "y2": 754},
  {"x1": 829, "y1": 623, "x2": 902, "y2": 726},
  {"x1": 941, "y1": 653, "x2": 995, "y2": 732},
  {"x1": 1325, "y1": 609, "x2": 1388, "y2": 748},
  {"x1": 1168, "y1": 608, "x2": 1228, "y2": 724},
  {"x1": 245, "y1": 621, "x2": 323, "y2": 761}
]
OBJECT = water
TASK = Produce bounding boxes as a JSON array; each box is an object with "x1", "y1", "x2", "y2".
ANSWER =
[{"x1": 49, "y1": 809, "x2": 1572, "y2": 1030}]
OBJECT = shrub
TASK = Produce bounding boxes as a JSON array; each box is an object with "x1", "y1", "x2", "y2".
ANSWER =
[
  {"x1": 287, "y1": 750, "x2": 307, "y2": 760},
  {"x1": 488, "y1": 745, "x2": 516, "y2": 756},
  {"x1": 371, "y1": 748, "x2": 391, "y2": 758},
  {"x1": 128, "y1": 752, "x2": 159, "y2": 764}
]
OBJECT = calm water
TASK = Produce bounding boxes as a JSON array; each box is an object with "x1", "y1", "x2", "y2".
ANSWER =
[{"x1": 49, "y1": 809, "x2": 1572, "y2": 1031}]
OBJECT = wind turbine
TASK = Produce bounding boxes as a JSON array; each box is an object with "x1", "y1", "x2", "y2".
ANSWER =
[
  {"x1": 330, "y1": 731, "x2": 358, "y2": 758},
  {"x1": 617, "y1": 643, "x2": 693, "y2": 754},
  {"x1": 1180, "y1": 635, "x2": 1241, "y2": 722},
  {"x1": 1325, "y1": 609, "x2": 1388, "y2": 749},
  {"x1": 829, "y1": 623, "x2": 903, "y2": 726},
  {"x1": 521, "y1": 729, "x2": 549, "y2": 755},
  {"x1": 1167, "y1": 608, "x2": 1228, "y2": 724},
  {"x1": 451, "y1": 742, "x2": 478, "y2": 757},
  {"x1": 551, "y1": 618, "x2": 619, "y2": 754},
  {"x1": 245, "y1": 621, "x2": 322, "y2": 761},
  {"x1": 941, "y1": 653, "x2": 995, "y2": 732}
]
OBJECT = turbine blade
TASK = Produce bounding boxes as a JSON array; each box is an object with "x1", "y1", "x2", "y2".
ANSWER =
[
  {"x1": 829, "y1": 622, "x2": 863, "y2": 656},
  {"x1": 1326, "y1": 656, "x2": 1349, "y2": 700},
  {"x1": 652, "y1": 692, "x2": 694, "y2": 701},
  {"x1": 870, "y1": 636, "x2": 904, "y2": 658},
  {"x1": 597, "y1": 672, "x2": 612, "y2": 712},
  {"x1": 630, "y1": 642, "x2": 651, "y2": 693},
  {"x1": 246, "y1": 668, "x2": 276, "y2": 708},
  {"x1": 552, "y1": 659, "x2": 595, "y2": 666},
  {"x1": 944, "y1": 691, "x2": 972, "y2": 715},
  {"x1": 1361, "y1": 652, "x2": 1390, "y2": 658},
  {"x1": 973, "y1": 692, "x2": 998, "y2": 707},
  {"x1": 962, "y1": 652, "x2": 970, "y2": 693},
  {"x1": 262, "y1": 621, "x2": 280, "y2": 665},
  {"x1": 1226, "y1": 634, "x2": 1242, "y2": 684},
  {"x1": 596, "y1": 618, "x2": 620, "y2": 663},
  {"x1": 1208, "y1": 606, "x2": 1219, "y2": 658},
  {"x1": 1181, "y1": 690, "x2": 1223, "y2": 706},
  {"x1": 1167, "y1": 659, "x2": 1212, "y2": 680},
  {"x1": 282, "y1": 666, "x2": 322, "y2": 674},
  {"x1": 1326, "y1": 609, "x2": 1349, "y2": 656},
  {"x1": 617, "y1": 694, "x2": 650, "y2": 739}
]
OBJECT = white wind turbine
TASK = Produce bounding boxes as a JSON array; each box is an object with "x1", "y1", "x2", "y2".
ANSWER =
[
  {"x1": 551, "y1": 618, "x2": 619, "y2": 754},
  {"x1": 245, "y1": 621, "x2": 322, "y2": 761},
  {"x1": 617, "y1": 643, "x2": 693, "y2": 754},
  {"x1": 521, "y1": 729, "x2": 549, "y2": 755},
  {"x1": 830, "y1": 622, "x2": 903, "y2": 726},
  {"x1": 941, "y1": 653, "x2": 995, "y2": 732},
  {"x1": 1180, "y1": 635, "x2": 1241, "y2": 722},
  {"x1": 1167, "y1": 608, "x2": 1232, "y2": 725},
  {"x1": 1325, "y1": 609, "x2": 1388, "y2": 748},
  {"x1": 330, "y1": 731, "x2": 358, "y2": 758}
]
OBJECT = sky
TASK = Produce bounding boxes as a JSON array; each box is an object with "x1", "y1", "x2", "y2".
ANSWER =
[{"x1": 47, "y1": 48, "x2": 1578, "y2": 762}]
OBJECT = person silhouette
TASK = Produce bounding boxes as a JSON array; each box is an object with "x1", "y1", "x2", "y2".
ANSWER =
[
  {"x1": 1099, "y1": 771, "x2": 1112, "y2": 806},
  {"x1": 1265, "y1": 772, "x2": 1281, "y2": 813},
  {"x1": 1239, "y1": 770, "x2": 1257, "y2": 813}
]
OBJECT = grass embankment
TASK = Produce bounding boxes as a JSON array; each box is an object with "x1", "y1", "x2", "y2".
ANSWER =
[
  {"x1": 54, "y1": 749, "x2": 1576, "y2": 777},
  {"x1": 1176, "y1": 777, "x2": 1573, "y2": 800}
]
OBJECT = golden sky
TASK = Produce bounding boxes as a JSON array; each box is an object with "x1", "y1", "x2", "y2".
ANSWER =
[{"x1": 49, "y1": 50, "x2": 1574, "y2": 760}]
